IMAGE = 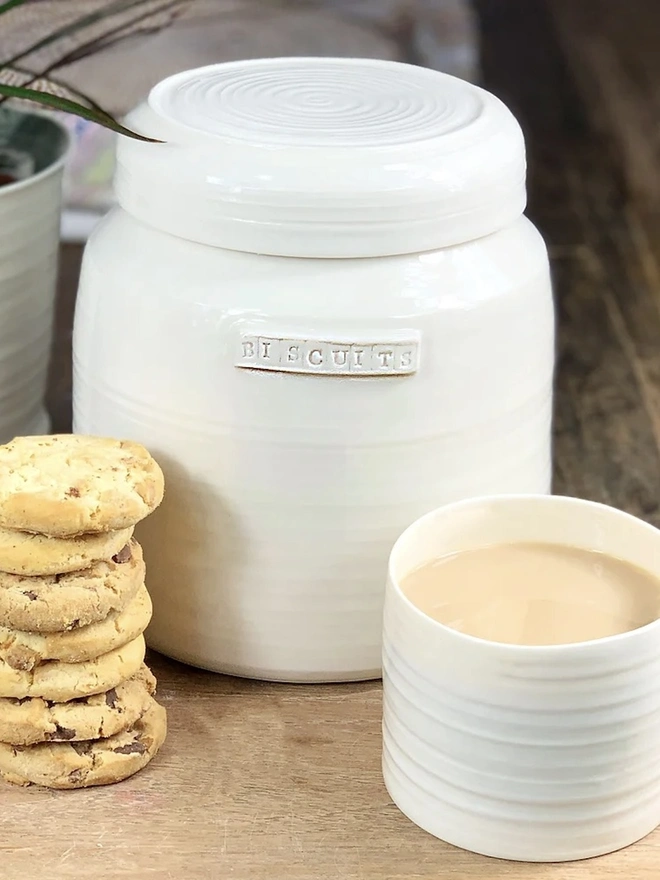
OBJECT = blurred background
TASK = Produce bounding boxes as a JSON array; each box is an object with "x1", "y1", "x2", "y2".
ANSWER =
[
  {"x1": 3, "y1": 0, "x2": 660, "y2": 521},
  {"x1": 2, "y1": 0, "x2": 480, "y2": 237}
]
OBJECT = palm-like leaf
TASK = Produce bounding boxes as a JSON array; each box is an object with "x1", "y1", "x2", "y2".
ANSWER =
[
  {"x1": 0, "y1": 1, "x2": 26, "y2": 14},
  {"x1": 0, "y1": 0, "x2": 193, "y2": 140},
  {"x1": 0, "y1": 81, "x2": 163, "y2": 142},
  {"x1": 1, "y1": 65, "x2": 112, "y2": 115}
]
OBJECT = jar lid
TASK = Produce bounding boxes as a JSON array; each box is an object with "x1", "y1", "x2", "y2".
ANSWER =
[{"x1": 115, "y1": 58, "x2": 526, "y2": 258}]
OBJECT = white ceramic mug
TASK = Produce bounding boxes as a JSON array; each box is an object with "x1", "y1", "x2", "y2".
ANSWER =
[{"x1": 382, "y1": 494, "x2": 660, "y2": 862}]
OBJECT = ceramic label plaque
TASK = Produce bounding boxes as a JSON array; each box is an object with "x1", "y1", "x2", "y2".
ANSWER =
[{"x1": 235, "y1": 331, "x2": 420, "y2": 376}]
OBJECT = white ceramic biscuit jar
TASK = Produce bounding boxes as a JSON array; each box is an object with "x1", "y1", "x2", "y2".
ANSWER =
[{"x1": 72, "y1": 58, "x2": 554, "y2": 682}]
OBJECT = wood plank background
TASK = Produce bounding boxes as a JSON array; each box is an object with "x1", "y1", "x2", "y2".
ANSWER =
[{"x1": 476, "y1": 0, "x2": 660, "y2": 524}]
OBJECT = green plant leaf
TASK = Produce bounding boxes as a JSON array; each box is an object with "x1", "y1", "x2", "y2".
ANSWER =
[
  {"x1": 0, "y1": 82, "x2": 162, "y2": 142},
  {"x1": 0, "y1": 0, "x2": 193, "y2": 141},
  {"x1": 1, "y1": 65, "x2": 121, "y2": 117},
  {"x1": 0, "y1": 0, "x2": 27, "y2": 16}
]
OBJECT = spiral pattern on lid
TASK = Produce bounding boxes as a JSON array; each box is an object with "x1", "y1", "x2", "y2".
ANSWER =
[
  {"x1": 149, "y1": 57, "x2": 484, "y2": 148},
  {"x1": 117, "y1": 58, "x2": 526, "y2": 256}
]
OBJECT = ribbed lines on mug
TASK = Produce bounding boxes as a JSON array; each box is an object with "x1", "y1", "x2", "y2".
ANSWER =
[
  {"x1": 383, "y1": 705, "x2": 660, "y2": 774},
  {"x1": 382, "y1": 680, "x2": 660, "y2": 750},
  {"x1": 382, "y1": 741, "x2": 660, "y2": 818},
  {"x1": 383, "y1": 634, "x2": 660, "y2": 691},
  {"x1": 498, "y1": 650, "x2": 660, "y2": 682},
  {"x1": 382, "y1": 642, "x2": 660, "y2": 720}
]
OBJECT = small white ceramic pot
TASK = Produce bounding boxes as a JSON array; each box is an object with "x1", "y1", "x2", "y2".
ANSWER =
[
  {"x1": 0, "y1": 109, "x2": 68, "y2": 441},
  {"x1": 383, "y1": 495, "x2": 660, "y2": 862}
]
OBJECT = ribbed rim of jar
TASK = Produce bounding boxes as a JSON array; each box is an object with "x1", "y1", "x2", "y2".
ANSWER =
[{"x1": 114, "y1": 58, "x2": 528, "y2": 258}]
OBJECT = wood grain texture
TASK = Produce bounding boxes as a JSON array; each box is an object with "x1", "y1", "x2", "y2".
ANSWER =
[
  {"x1": 4, "y1": 650, "x2": 660, "y2": 880},
  {"x1": 476, "y1": 0, "x2": 660, "y2": 527},
  {"x1": 6, "y1": 0, "x2": 660, "y2": 877}
]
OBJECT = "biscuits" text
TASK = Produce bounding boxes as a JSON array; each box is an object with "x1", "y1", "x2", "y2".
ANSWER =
[{"x1": 235, "y1": 333, "x2": 420, "y2": 376}]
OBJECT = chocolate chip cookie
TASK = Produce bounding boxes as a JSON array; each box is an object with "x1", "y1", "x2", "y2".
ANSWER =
[
  {"x1": 0, "y1": 523, "x2": 134, "y2": 576},
  {"x1": 0, "y1": 635, "x2": 145, "y2": 701},
  {"x1": 0, "y1": 584, "x2": 152, "y2": 671},
  {"x1": 0, "y1": 698, "x2": 167, "y2": 788},
  {"x1": 0, "y1": 539, "x2": 145, "y2": 633},
  {"x1": 0, "y1": 434, "x2": 164, "y2": 536},
  {"x1": 0, "y1": 665, "x2": 156, "y2": 746}
]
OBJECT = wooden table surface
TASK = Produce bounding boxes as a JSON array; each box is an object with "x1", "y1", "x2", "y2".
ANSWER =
[{"x1": 6, "y1": 0, "x2": 660, "y2": 877}]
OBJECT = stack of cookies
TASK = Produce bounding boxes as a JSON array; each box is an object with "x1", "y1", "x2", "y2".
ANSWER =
[{"x1": 0, "y1": 434, "x2": 167, "y2": 789}]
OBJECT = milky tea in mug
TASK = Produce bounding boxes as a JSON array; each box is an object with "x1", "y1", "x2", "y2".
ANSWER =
[{"x1": 401, "y1": 542, "x2": 660, "y2": 646}]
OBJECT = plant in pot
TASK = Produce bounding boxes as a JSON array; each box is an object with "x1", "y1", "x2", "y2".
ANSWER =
[{"x1": 0, "y1": 0, "x2": 190, "y2": 442}]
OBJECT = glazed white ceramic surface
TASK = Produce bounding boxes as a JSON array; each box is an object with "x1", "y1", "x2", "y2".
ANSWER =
[
  {"x1": 72, "y1": 58, "x2": 554, "y2": 681},
  {"x1": 0, "y1": 112, "x2": 68, "y2": 442},
  {"x1": 114, "y1": 58, "x2": 526, "y2": 258},
  {"x1": 383, "y1": 495, "x2": 660, "y2": 861}
]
